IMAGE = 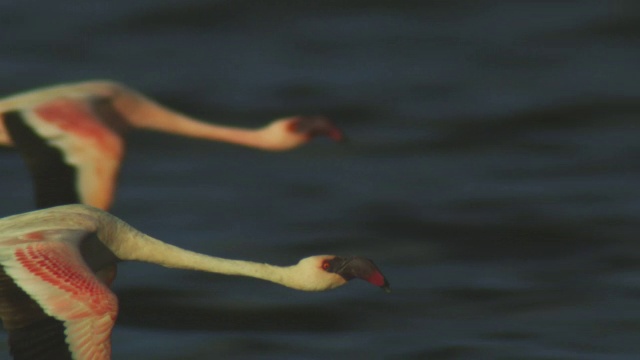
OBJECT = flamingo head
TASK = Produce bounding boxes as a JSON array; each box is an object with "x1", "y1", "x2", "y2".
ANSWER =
[
  {"x1": 294, "y1": 255, "x2": 391, "y2": 292},
  {"x1": 263, "y1": 116, "x2": 345, "y2": 150}
]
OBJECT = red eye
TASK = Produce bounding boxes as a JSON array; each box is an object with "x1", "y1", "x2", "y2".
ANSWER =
[{"x1": 321, "y1": 260, "x2": 330, "y2": 271}]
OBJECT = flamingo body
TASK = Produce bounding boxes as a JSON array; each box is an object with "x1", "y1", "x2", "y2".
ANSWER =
[
  {"x1": 0, "y1": 205, "x2": 389, "y2": 359},
  {"x1": 0, "y1": 80, "x2": 344, "y2": 210}
]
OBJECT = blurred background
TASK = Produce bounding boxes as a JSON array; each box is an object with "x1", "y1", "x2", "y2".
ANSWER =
[{"x1": 1, "y1": 1, "x2": 639, "y2": 359}]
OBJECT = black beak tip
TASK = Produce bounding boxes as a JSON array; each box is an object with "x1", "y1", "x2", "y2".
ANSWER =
[
  {"x1": 380, "y1": 278, "x2": 391, "y2": 293},
  {"x1": 336, "y1": 133, "x2": 349, "y2": 143},
  {"x1": 327, "y1": 128, "x2": 347, "y2": 143}
]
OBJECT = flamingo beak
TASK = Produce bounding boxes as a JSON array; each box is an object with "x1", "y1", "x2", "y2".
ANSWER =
[
  {"x1": 330, "y1": 256, "x2": 391, "y2": 293},
  {"x1": 290, "y1": 116, "x2": 347, "y2": 143},
  {"x1": 327, "y1": 127, "x2": 347, "y2": 142}
]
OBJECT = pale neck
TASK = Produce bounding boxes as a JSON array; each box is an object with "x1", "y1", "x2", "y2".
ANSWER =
[
  {"x1": 111, "y1": 91, "x2": 275, "y2": 150},
  {"x1": 154, "y1": 117, "x2": 272, "y2": 150},
  {"x1": 99, "y1": 218, "x2": 307, "y2": 290}
]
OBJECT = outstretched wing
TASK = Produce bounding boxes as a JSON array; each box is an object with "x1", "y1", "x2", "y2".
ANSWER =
[
  {"x1": 3, "y1": 97, "x2": 125, "y2": 210},
  {"x1": 0, "y1": 229, "x2": 118, "y2": 360}
]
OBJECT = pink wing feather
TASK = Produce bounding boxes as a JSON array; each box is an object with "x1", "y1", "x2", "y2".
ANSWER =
[
  {"x1": 18, "y1": 98, "x2": 125, "y2": 210},
  {"x1": 1, "y1": 230, "x2": 117, "y2": 360}
]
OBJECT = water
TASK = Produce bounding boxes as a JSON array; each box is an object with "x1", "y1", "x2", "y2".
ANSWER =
[{"x1": 0, "y1": 1, "x2": 639, "y2": 359}]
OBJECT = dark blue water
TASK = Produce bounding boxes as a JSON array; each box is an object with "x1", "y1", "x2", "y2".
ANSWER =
[{"x1": 1, "y1": 1, "x2": 639, "y2": 359}]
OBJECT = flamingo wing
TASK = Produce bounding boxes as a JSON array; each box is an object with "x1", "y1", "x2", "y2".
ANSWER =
[
  {"x1": 3, "y1": 97, "x2": 125, "y2": 210},
  {"x1": 0, "y1": 229, "x2": 118, "y2": 360},
  {"x1": 0, "y1": 267, "x2": 72, "y2": 360}
]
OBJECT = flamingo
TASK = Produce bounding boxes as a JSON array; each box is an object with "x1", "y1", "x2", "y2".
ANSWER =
[
  {"x1": 0, "y1": 80, "x2": 345, "y2": 210},
  {"x1": 0, "y1": 204, "x2": 390, "y2": 359}
]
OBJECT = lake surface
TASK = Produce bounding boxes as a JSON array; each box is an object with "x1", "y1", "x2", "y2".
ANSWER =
[{"x1": 0, "y1": 1, "x2": 639, "y2": 359}]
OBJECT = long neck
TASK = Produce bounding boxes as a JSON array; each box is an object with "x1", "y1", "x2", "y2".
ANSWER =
[
  {"x1": 111, "y1": 88, "x2": 274, "y2": 150},
  {"x1": 98, "y1": 215, "x2": 307, "y2": 290}
]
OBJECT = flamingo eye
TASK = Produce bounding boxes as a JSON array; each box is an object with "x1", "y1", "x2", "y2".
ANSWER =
[{"x1": 321, "y1": 260, "x2": 331, "y2": 271}]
